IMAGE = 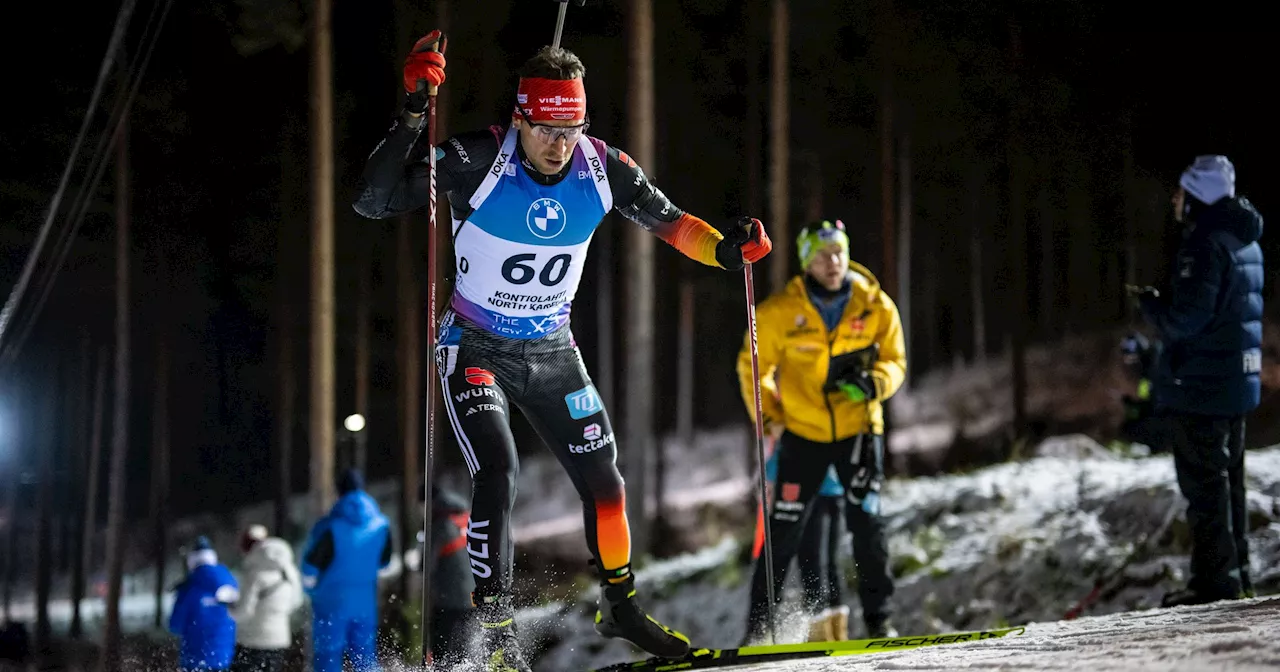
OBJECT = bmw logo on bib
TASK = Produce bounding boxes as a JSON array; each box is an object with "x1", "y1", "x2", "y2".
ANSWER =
[{"x1": 527, "y1": 198, "x2": 567, "y2": 239}]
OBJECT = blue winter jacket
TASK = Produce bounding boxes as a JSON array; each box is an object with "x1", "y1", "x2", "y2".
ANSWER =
[
  {"x1": 301, "y1": 490, "x2": 393, "y2": 616},
  {"x1": 168, "y1": 563, "x2": 239, "y2": 670},
  {"x1": 1141, "y1": 196, "x2": 1264, "y2": 417}
]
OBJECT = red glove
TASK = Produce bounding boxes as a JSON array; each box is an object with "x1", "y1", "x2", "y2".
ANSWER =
[
  {"x1": 739, "y1": 217, "x2": 772, "y2": 264},
  {"x1": 404, "y1": 31, "x2": 447, "y2": 111},
  {"x1": 715, "y1": 217, "x2": 773, "y2": 269}
]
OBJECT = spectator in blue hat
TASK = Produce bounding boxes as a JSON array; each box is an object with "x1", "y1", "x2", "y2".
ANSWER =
[
  {"x1": 170, "y1": 536, "x2": 239, "y2": 671},
  {"x1": 1133, "y1": 155, "x2": 1264, "y2": 606}
]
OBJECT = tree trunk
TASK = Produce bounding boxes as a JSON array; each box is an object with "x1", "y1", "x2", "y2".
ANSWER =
[
  {"x1": 1122, "y1": 110, "x2": 1137, "y2": 324},
  {"x1": 896, "y1": 131, "x2": 912, "y2": 387},
  {"x1": 596, "y1": 224, "x2": 615, "y2": 413},
  {"x1": 35, "y1": 356, "x2": 57, "y2": 653},
  {"x1": 275, "y1": 120, "x2": 300, "y2": 540},
  {"x1": 664, "y1": 280, "x2": 695, "y2": 540},
  {"x1": 309, "y1": 0, "x2": 336, "y2": 519},
  {"x1": 1006, "y1": 22, "x2": 1029, "y2": 439},
  {"x1": 59, "y1": 343, "x2": 86, "y2": 577},
  {"x1": 878, "y1": 0, "x2": 896, "y2": 297},
  {"x1": 396, "y1": 216, "x2": 420, "y2": 608},
  {"x1": 276, "y1": 304, "x2": 295, "y2": 538},
  {"x1": 2, "y1": 445, "x2": 17, "y2": 623},
  {"x1": 625, "y1": 0, "x2": 655, "y2": 557},
  {"x1": 150, "y1": 319, "x2": 170, "y2": 630},
  {"x1": 64, "y1": 336, "x2": 90, "y2": 582},
  {"x1": 806, "y1": 153, "x2": 822, "y2": 221},
  {"x1": 354, "y1": 242, "x2": 370, "y2": 475},
  {"x1": 101, "y1": 107, "x2": 132, "y2": 672},
  {"x1": 72, "y1": 347, "x2": 108, "y2": 639},
  {"x1": 968, "y1": 170, "x2": 987, "y2": 364},
  {"x1": 1036, "y1": 179, "x2": 1055, "y2": 337},
  {"x1": 768, "y1": 0, "x2": 791, "y2": 293}
]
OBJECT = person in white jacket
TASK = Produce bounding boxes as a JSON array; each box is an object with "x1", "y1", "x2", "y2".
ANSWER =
[{"x1": 230, "y1": 532, "x2": 304, "y2": 672}]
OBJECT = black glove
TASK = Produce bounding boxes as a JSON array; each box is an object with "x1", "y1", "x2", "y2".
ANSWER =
[
  {"x1": 715, "y1": 217, "x2": 772, "y2": 270},
  {"x1": 824, "y1": 343, "x2": 880, "y2": 399}
]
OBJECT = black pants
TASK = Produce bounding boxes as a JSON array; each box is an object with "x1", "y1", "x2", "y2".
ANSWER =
[
  {"x1": 1168, "y1": 413, "x2": 1250, "y2": 596},
  {"x1": 1121, "y1": 398, "x2": 1167, "y2": 453},
  {"x1": 748, "y1": 431, "x2": 893, "y2": 634},
  {"x1": 230, "y1": 647, "x2": 285, "y2": 672},
  {"x1": 797, "y1": 494, "x2": 844, "y2": 610},
  {"x1": 430, "y1": 608, "x2": 474, "y2": 669},
  {"x1": 437, "y1": 311, "x2": 630, "y2": 606}
]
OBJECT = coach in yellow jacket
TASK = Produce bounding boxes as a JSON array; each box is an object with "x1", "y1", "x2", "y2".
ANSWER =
[{"x1": 738, "y1": 219, "x2": 906, "y2": 643}]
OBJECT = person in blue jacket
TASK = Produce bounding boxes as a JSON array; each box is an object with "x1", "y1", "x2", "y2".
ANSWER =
[
  {"x1": 752, "y1": 447, "x2": 848, "y2": 641},
  {"x1": 1134, "y1": 154, "x2": 1264, "y2": 607},
  {"x1": 301, "y1": 468, "x2": 393, "y2": 672},
  {"x1": 169, "y1": 536, "x2": 240, "y2": 671}
]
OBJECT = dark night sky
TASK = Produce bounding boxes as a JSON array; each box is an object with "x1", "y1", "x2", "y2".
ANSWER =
[{"x1": 0, "y1": 1, "x2": 1275, "y2": 518}]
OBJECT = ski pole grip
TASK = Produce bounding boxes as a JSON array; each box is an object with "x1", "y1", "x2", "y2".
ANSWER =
[{"x1": 425, "y1": 32, "x2": 447, "y2": 96}]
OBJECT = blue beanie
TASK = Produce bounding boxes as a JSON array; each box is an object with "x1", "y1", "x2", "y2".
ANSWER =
[
  {"x1": 338, "y1": 468, "x2": 365, "y2": 495},
  {"x1": 187, "y1": 535, "x2": 218, "y2": 570},
  {"x1": 1180, "y1": 155, "x2": 1235, "y2": 206}
]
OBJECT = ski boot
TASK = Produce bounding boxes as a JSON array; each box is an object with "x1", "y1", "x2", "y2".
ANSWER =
[
  {"x1": 1161, "y1": 586, "x2": 1238, "y2": 608},
  {"x1": 806, "y1": 605, "x2": 850, "y2": 642},
  {"x1": 595, "y1": 574, "x2": 691, "y2": 659},
  {"x1": 477, "y1": 602, "x2": 532, "y2": 672},
  {"x1": 806, "y1": 611, "x2": 834, "y2": 642},
  {"x1": 829, "y1": 604, "x2": 850, "y2": 641}
]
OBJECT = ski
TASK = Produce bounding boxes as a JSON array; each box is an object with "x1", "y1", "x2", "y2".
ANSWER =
[{"x1": 588, "y1": 626, "x2": 1027, "y2": 671}]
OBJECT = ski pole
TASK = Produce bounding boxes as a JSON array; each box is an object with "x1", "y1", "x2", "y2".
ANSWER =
[
  {"x1": 550, "y1": 0, "x2": 586, "y2": 48},
  {"x1": 419, "y1": 31, "x2": 447, "y2": 670},
  {"x1": 1063, "y1": 497, "x2": 1180, "y2": 620},
  {"x1": 743, "y1": 262, "x2": 778, "y2": 644}
]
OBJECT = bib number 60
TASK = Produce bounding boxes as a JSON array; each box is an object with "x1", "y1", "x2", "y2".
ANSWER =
[{"x1": 502, "y1": 253, "x2": 572, "y2": 286}]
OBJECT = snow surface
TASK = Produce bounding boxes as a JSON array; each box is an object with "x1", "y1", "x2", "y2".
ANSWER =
[
  {"x1": 13, "y1": 437, "x2": 1280, "y2": 672},
  {"x1": 733, "y1": 596, "x2": 1280, "y2": 671},
  {"x1": 519, "y1": 440, "x2": 1280, "y2": 671}
]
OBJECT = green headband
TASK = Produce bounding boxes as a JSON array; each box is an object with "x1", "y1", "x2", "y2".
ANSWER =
[{"x1": 796, "y1": 220, "x2": 850, "y2": 269}]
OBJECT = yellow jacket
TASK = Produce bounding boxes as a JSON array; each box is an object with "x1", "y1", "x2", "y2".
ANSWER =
[{"x1": 737, "y1": 262, "x2": 906, "y2": 442}]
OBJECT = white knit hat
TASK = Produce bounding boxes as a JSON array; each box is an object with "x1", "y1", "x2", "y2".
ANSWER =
[{"x1": 1179, "y1": 155, "x2": 1235, "y2": 206}]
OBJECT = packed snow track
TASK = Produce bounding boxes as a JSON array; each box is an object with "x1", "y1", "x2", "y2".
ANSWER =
[{"x1": 727, "y1": 596, "x2": 1280, "y2": 671}]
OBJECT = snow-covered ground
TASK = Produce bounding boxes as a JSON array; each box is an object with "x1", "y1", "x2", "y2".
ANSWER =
[
  {"x1": 734, "y1": 596, "x2": 1280, "y2": 671},
  {"x1": 520, "y1": 440, "x2": 1280, "y2": 671},
  {"x1": 13, "y1": 436, "x2": 1280, "y2": 672}
]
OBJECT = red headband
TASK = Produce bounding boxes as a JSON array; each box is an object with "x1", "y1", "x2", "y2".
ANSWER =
[{"x1": 515, "y1": 77, "x2": 586, "y2": 122}]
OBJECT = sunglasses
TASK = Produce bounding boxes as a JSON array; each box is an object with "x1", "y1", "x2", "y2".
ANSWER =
[{"x1": 517, "y1": 105, "x2": 591, "y2": 144}]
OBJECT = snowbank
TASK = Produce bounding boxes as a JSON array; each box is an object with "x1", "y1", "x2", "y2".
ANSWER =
[
  {"x1": 743, "y1": 596, "x2": 1280, "y2": 671},
  {"x1": 523, "y1": 444, "x2": 1280, "y2": 671}
]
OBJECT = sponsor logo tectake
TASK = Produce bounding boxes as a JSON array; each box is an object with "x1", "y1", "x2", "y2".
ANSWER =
[{"x1": 569, "y1": 429, "x2": 615, "y2": 454}]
